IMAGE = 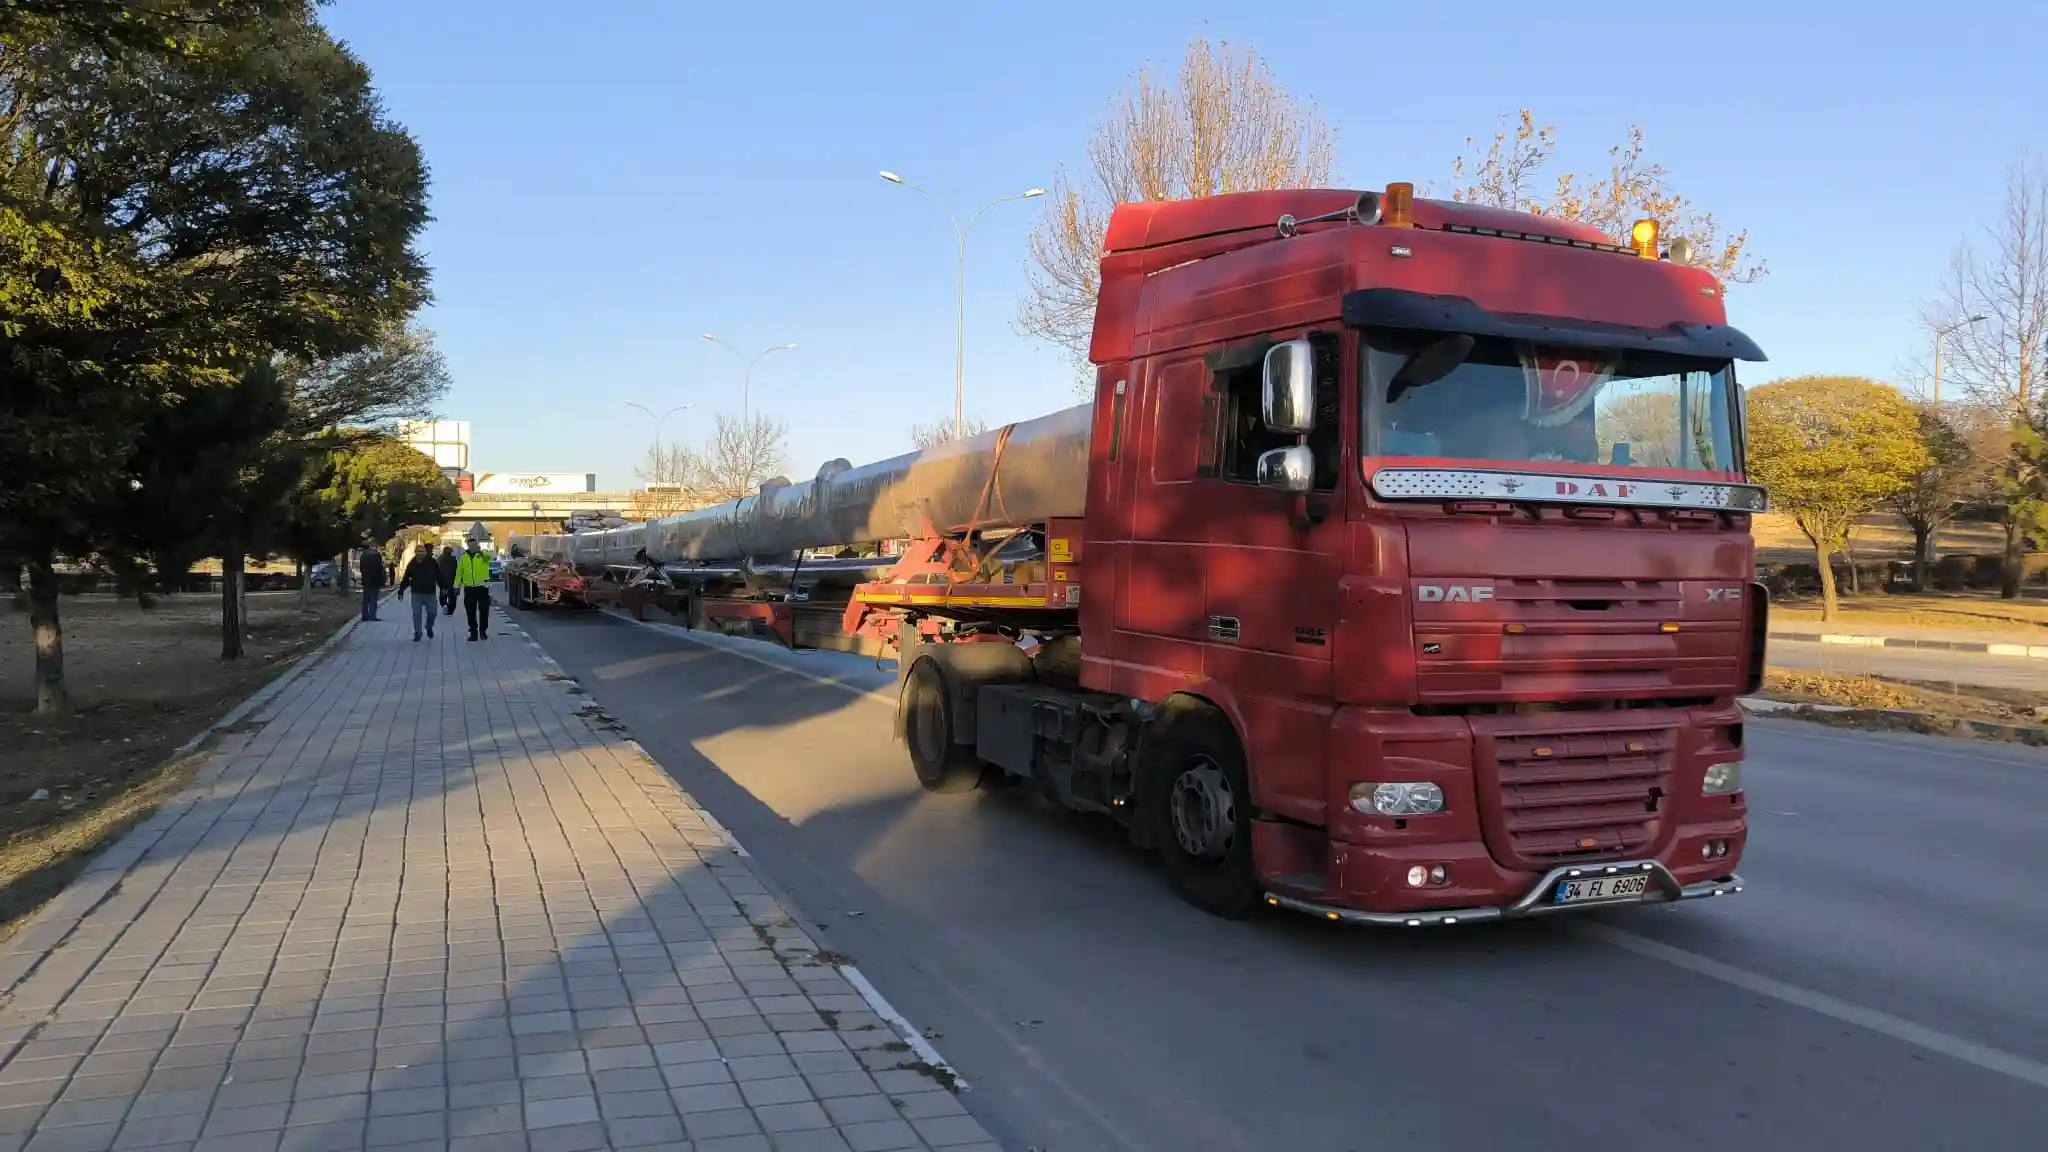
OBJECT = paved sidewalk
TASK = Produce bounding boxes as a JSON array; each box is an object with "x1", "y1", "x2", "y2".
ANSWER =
[{"x1": 0, "y1": 605, "x2": 993, "y2": 1151}]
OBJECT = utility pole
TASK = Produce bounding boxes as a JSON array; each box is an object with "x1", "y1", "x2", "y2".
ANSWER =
[
  {"x1": 878, "y1": 171, "x2": 1045, "y2": 438},
  {"x1": 700, "y1": 336, "x2": 797, "y2": 426}
]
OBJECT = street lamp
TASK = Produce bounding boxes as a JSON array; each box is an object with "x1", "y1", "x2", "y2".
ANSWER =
[
  {"x1": 1932, "y1": 314, "x2": 1988, "y2": 410},
  {"x1": 621, "y1": 401, "x2": 694, "y2": 483},
  {"x1": 699, "y1": 335, "x2": 797, "y2": 425},
  {"x1": 879, "y1": 170, "x2": 1046, "y2": 439}
]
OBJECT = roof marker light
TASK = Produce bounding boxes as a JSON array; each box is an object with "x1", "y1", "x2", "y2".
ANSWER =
[
  {"x1": 1630, "y1": 218, "x2": 1659, "y2": 259},
  {"x1": 1384, "y1": 182, "x2": 1415, "y2": 229}
]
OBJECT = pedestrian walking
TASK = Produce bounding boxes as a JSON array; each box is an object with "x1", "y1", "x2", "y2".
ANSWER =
[
  {"x1": 454, "y1": 538, "x2": 493, "y2": 641},
  {"x1": 399, "y1": 542, "x2": 442, "y2": 641},
  {"x1": 357, "y1": 544, "x2": 385, "y2": 622},
  {"x1": 437, "y1": 545, "x2": 459, "y2": 616}
]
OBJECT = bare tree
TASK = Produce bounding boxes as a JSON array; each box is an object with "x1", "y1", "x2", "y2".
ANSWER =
[
  {"x1": 627, "y1": 440, "x2": 707, "y2": 521},
  {"x1": 1019, "y1": 38, "x2": 1336, "y2": 380},
  {"x1": 1448, "y1": 111, "x2": 1764, "y2": 286},
  {"x1": 1924, "y1": 154, "x2": 2048, "y2": 596},
  {"x1": 696, "y1": 413, "x2": 788, "y2": 505},
  {"x1": 1886, "y1": 403, "x2": 1998, "y2": 590},
  {"x1": 909, "y1": 417, "x2": 988, "y2": 450},
  {"x1": 281, "y1": 321, "x2": 451, "y2": 436},
  {"x1": 1928, "y1": 155, "x2": 2048, "y2": 417}
]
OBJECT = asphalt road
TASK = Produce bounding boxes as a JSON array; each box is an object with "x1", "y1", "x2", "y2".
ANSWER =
[
  {"x1": 509, "y1": 607, "x2": 2048, "y2": 1152},
  {"x1": 1768, "y1": 636, "x2": 2048, "y2": 692}
]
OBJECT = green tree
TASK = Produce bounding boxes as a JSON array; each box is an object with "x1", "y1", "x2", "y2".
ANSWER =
[
  {"x1": 314, "y1": 438, "x2": 461, "y2": 552},
  {"x1": 1747, "y1": 377, "x2": 1931, "y2": 620},
  {"x1": 1, "y1": 4, "x2": 429, "y2": 710},
  {"x1": 1885, "y1": 404, "x2": 1994, "y2": 591}
]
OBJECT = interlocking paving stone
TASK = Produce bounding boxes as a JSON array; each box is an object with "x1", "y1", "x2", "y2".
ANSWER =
[{"x1": 0, "y1": 611, "x2": 977, "y2": 1151}]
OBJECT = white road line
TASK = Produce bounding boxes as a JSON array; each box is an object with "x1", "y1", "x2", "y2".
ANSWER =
[
  {"x1": 1577, "y1": 923, "x2": 2048, "y2": 1092},
  {"x1": 839, "y1": 963, "x2": 969, "y2": 1093},
  {"x1": 603, "y1": 610, "x2": 894, "y2": 702},
  {"x1": 520, "y1": 608, "x2": 964, "y2": 1088}
]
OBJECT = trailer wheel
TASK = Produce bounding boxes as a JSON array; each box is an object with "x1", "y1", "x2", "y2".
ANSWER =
[
  {"x1": 904, "y1": 661, "x2": 987, "y2": 793},
  {"x1": 1151, "y1": 709, "x2": 1260, "y2": 919}
]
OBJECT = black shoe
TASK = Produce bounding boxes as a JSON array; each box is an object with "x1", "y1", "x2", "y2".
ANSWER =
[
  {"x1": 468, "y1": 634, "x2": 477, "y2": 641},
  {"x1": 412, "y1": 633, "x2": 421, "y2": 641}
]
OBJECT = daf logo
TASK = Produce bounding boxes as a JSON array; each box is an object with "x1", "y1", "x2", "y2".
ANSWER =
[
  {"x1": 1704, "y1": 586, "x2": 1742, "y2": 602},
  {"x1": 1416, "y1": 584, "x2": 1494, "y2": 603}
]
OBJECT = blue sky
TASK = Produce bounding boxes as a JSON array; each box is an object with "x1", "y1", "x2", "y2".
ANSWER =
[{"x1": 323, "y1": 1, "x2": 2047, "y2": 491}]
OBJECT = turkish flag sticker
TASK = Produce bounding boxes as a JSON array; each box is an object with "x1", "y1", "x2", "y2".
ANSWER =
[{"x1": 1520, "y1": 347, "x2": 1617, "y2": 427}]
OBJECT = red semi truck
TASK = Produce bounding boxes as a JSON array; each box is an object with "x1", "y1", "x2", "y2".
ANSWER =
[{"x1": 509, "y1": 183, "x2": 1766, "y2": 925}]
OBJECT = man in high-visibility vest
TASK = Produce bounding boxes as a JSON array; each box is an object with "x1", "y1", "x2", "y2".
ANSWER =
[{"x1": 454, "y1": 538, "x2": 494, "y2": 641}]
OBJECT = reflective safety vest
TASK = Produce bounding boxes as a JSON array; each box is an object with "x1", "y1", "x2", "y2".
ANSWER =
[{"x1": 454, "y1": 553, "x2": 491, "y2": 588}]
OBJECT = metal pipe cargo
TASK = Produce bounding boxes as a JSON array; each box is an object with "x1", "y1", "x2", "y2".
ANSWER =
[{"x1": 508, "y1": 404, "x2": 1091, "y2": 566}]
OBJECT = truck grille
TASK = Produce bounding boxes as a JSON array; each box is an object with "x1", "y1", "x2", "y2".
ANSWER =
[{"x1": 1484, "y1": 726, "x2": 1674, "y2": 868}]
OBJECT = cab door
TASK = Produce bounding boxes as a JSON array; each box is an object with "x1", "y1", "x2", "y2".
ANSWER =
[{"x1": 1139, "y1": 332, "x2": 1349, "y2": 823}]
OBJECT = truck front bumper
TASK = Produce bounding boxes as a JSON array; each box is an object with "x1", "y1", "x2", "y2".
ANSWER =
[{"x1": 1263, "y1": 860, "x2": 1743, "y2": 927}]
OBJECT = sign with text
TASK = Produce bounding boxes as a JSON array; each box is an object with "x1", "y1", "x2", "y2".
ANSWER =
[{"x1": 471, "y1": 472, "x2": 596, "y2": 495}]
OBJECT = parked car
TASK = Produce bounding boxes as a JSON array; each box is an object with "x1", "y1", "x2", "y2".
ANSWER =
[
  {"x1": 309, "y1": 562, "x2": 334, "y2": 588},
  {"x1": 487, "y1": 558, "x2": 504, "y2": 581}
]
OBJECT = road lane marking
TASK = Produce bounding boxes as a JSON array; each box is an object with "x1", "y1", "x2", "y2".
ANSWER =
[
  {"x1": 1577, "y1": 923, "x2": 2048, "y2": 1092},
  {"x1": 605, "y1": 610, "x2": 897, "y2": 701}
]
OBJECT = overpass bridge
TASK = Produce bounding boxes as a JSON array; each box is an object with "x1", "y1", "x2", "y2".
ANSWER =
[{"x1": 456, "y1": 492, "x2": 637, "y2": 525}]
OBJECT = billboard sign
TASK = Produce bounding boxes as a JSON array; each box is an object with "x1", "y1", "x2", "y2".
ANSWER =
[{"x1": 471, "y1": 472, "x2": 596, "y2": 494}]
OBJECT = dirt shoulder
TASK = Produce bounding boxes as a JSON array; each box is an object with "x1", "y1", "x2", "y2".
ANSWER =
[
  {"x1": 0, "y1": 590, "x2": 356, "y2": 936},
  {"x1": 1770, "y1": 593, "x2": 2048, "y2": 639},
  {"x1": 1756, "y1": 669, "x2": 2048, "y2": 744}
]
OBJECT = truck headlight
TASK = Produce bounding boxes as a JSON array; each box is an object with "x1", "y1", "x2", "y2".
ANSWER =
[
  {"x1": 1702, "y1": 762, "x2": 1742, "y2": 795},
  {"x1": 1351, "y1": 782, "x2": 1445, "y2": 816}
]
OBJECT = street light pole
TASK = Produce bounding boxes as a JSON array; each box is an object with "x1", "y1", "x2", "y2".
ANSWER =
[
  {"x1": 699, "y1": 336, "x2": 797, "y2": 426},
  {"x1": 621, "y1": 401, "x2": 694, "y2": 483},
  {"x1": 878, "y1": 171, "x2": 1045, "y2": 439},
  {"x1": 1933, "y1": 313, "x2": 1988, "y2": 410}
]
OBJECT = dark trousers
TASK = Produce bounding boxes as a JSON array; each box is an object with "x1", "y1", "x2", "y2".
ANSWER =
[
  {"x1": 440, "y1": 586, "x2": 458, "y2": 615},
  {"x1": 360, "y1": 584, "x2": 381, "y2": 621},
  {"x1": 463, "y1": 586, "x2": 491, "y2": 637}
]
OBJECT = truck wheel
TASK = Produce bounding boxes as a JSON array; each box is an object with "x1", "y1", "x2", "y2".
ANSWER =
[
  {"x1": 904, "y1": 661, "x2": 987, "y2": 793},
  {"x1": 1152, "y1": 709, "x2": 1260, "y2": 919}
]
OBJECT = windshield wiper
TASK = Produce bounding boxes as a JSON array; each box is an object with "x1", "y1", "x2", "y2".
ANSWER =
[{"x1": 1385, "y1": 333, "x2": 1476, "y2": 404}]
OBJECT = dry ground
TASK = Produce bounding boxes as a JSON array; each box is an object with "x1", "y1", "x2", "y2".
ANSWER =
[
  {"x1": 1770, "y1": 594, "x2": 2048, "y2": 636},
  {"x1": 0, "y1": 590, "x2": 354, "y2": 935},
  {"x1": 1751, "y1": 511, "x2": 2007, "y2": 566},
  {"x1": 1759, "y1": 669, "x2": 2048, "y2": 741}
]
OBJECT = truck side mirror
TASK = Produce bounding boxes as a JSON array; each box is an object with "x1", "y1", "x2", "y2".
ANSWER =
[
  {"x1": 1256, "y1": 445, "x2": 1314, "y2": 493},
  {"x1": 1261, "y1": 341, "x2": 1316, "y2": 434}
]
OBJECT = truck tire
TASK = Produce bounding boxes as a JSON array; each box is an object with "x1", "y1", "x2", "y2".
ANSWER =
[
  {"x1": 1151, "y1": 708, "x2": 1260, "y2": 919},
  {"x1": 904, "y1": 661, "x2": 987, "y2": 793}
]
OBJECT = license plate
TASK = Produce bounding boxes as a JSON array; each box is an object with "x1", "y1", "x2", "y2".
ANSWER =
[{"x1": 1553, "y1": 874, "x2": 1651, "y2": 905}]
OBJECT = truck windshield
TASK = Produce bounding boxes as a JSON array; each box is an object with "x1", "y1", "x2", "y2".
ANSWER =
[{"x1": 1364, "y1": 331, "x2": 1738, "y2": 473}]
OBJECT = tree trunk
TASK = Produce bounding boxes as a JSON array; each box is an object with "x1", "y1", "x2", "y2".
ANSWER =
[
  {"x1": 2002, "y1": 515, "x2": 2025, "y2": 600},
  {"x1": 222, "y1": 550, "x2": 246, "y2": 659},
  {"x1": 27, "y1": 560, "x2": 69, "y2": 715},
  {"x1": 299, "y1": 559, "x2": 311, "y2": 610},
  {"x1": 336, "y1": 552, "x2": 352, "y2": 594},
  {"x1": 1910, "y1": 523, "x2": 1934, "y2": 592},
  {"x1": 1815, "y1": 544, "x2": 1840, "y2": 621}
]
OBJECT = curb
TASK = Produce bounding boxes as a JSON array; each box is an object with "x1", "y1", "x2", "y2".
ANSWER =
[
  {"x1": 1769, "y1": 629, "x2": 2048, "y2": 659},
  {"x1": 504, "y1": 608, "x2": 970, "y2": 1093},
  {"x1": 170, "y1": 614, "x2": 361, "y2": 757},
  {"x1": 1741, "y1": 696, "x2": 2048, "y2": 744}
]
